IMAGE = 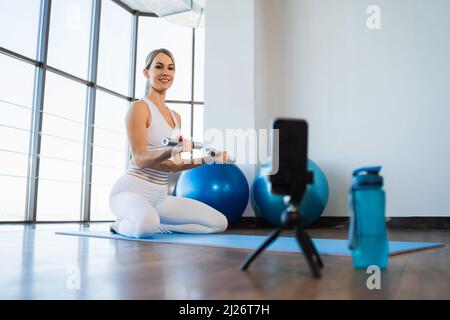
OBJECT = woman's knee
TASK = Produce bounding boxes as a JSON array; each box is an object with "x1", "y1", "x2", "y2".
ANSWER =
[
  {"x1": 132, "y1": 213, "x2": 160, "y2": 238},
  {"x1": 109, "y1": 192, "x2": 160, "y2": 238},
  {"x1": 201, "y1": 206, "x2": 228, "y2": 233},
  {"x1": 213, "y1": 213, "x2": 228, "y2": 233}
]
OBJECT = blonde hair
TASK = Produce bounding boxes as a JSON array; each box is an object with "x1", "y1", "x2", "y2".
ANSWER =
[{"x1": 144, "y1": 48, "x2": 176, "y2": 96}]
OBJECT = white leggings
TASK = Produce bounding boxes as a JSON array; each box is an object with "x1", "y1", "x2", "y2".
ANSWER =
[{"x1": 109, "y1": 174, "x2": 228, "y2": 238}]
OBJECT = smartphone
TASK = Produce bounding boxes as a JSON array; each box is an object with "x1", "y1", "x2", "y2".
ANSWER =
[{"x1": 269, "y1": 118, "x2": 309, "y2": 201}]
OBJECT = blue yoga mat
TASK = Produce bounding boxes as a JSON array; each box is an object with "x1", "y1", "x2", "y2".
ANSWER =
[{"x1": 55, "y1": 230, "x2": 444, "y2": 257}]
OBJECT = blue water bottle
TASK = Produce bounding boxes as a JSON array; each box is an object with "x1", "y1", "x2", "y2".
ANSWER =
[{"x1": 348, "y1": 166, "x2": 389, "y2": 269}]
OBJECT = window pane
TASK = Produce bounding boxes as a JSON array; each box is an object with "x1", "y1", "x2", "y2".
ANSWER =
[
  {"x1": 37, "y1": 180, "x2": 82, "y2": 221},
  {"x1": 192, "y1": 105, "x2": 204, "y2": 159},
  {"x1": 47, "y1": 0, "x2": 92, "y2": 79},
  {"x1": 90, "y1": 91, "x2": 129, "y2": 221},
  {"x1": 0, "y1": 55, "x2": 35, "y2": 221},
  {"x1": 0, "y1": 55, "x2": 36, "y2": 107},
  {"x1": 167, "y1": 103, "x2": 191, "y2": 139},
  {"x1": 194, "y1": 28, "x2": 204, "y2": 102},
  {"x1": 136, "y1": 17, "x2": 192, "y2": 101},
  {"x1": 37, "y1": 72, "x2": 86, "y2": 221},
  {"x1": 0, "y1": 175, "x2": 28, "y2": 222},
  {"x1": 193, "y1": 105, "x2": 204, "y2": 142},
  {"x1": 90, "y1": 182, "x2": 115, "y2": 221},
  {"x1": 0, "y1": 1, "x2": 41, "y2": 59},
  {"x1": 97, "y1": 0, "x2": 132, "y2": 95}
]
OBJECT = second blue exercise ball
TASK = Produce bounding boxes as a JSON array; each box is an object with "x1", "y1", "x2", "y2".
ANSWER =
[
  {"x1": 251, "y1": 159, "x2": 329, "y2": 227},
  {"x1": 175, "y1": 164, "x2": 249, "y2": 224}
]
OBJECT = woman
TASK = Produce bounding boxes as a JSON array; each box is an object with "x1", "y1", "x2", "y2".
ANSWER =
[{"x1": 109, "y1": 48, "x2": 229, "y2": 238}]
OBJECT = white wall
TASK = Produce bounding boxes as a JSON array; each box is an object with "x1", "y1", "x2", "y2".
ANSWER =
[
  {"x1": 204, "y1": 0, "x2": 255, "y2": 217},
  {"x1": 207, "y1": 0, "x2": 450, "y2": 217},
  {"x1": 254, "y1": 0, "x2": 450, "y2": 217}
]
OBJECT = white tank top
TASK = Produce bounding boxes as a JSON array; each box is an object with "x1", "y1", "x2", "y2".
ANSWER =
[{"x1": 127, "y1": 97, "x2": 181, "y2": 185}]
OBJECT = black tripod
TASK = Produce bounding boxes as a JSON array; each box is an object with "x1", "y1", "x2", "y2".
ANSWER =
[{"x1": 240, "y1": 196, "x2": 324, "y2": 278}]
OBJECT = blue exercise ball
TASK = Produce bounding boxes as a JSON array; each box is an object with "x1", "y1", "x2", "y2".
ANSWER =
[
  {"x1": 175, "y1": 164, "x2": 249, "y2": 224},
  {"x1": 251, "y1": 159, "x2": 329, "y2": 227}
]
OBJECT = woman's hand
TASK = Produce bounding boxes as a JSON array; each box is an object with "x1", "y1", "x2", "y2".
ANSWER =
[
  {"x1": 215, "y1": 150, "x2": 231, "y2": 164},
  {"x1": 171, "y1": 136, "x2": 193, "y2": 165},
  {"x1": 180, "y1": 137, "x2": 193, "y2": 153},
  {"x1": 172, "y1": 136, "x2": 193, "y2": 154}
]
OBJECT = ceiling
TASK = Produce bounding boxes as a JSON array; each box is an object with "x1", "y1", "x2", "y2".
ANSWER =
[
  {"x1": 118, "y1": 0, "x2": 205, "y2": 16},
  {"x1": 118, "y1": 0, "x2": 205, "y2": 28}
]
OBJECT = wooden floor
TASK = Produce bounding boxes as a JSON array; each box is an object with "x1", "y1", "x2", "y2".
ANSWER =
[{"x1": 0, "y1": 223, "x2": 449, "y2": 299}]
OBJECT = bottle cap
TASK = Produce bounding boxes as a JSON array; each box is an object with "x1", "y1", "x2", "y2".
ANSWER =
[{"x1": 352, "y1": 166, "x2": 383, "y2": 188}]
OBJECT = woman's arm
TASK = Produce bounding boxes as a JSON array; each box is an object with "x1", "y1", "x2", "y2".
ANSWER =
[{"x1": 126, "y1": 100, "x2": 177, "y2": 169}]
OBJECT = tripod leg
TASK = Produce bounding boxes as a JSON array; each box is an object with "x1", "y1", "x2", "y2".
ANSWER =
[
  {"x1": 295, "y1": 228, "x2": 321, "y2": 278},
  {"x1": 302, "y1": 232, "x2": 324, "y2": 268},
  {"x1": 240, "y1": 228, "x2": 283, "y2": 270}
]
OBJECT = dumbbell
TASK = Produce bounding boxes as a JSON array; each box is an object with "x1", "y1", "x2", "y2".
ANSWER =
[
  {"x1": 161, "y1": 138, "x2": 235, "y2": 163},
  {"x1": 161, "y1": 137, "x2": 203, "y2": 150}
]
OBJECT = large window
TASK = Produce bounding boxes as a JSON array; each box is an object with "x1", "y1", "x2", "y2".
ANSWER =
[
  {"x1": 37, "y1": 72, "x2": 86, "y2": 221},
  {"x1": 0, "y1": 0, "x2": 205, "y2": 223},
  {"x1": 0, "y1": 55, "x2": 35, "y2": 221}
]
